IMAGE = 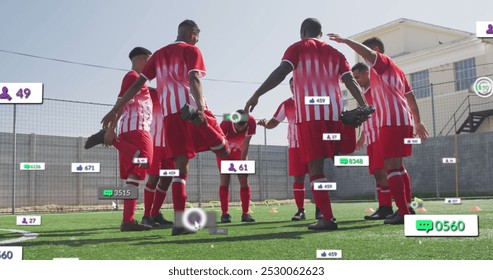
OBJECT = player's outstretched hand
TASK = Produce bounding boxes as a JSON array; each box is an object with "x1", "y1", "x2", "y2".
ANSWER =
[
  {"x1": 257, "y1": 119, "x2": 268, "y2": 127},
  {"x1": 414, "y1": 122, "x2": 429, "y2": 141},
  {"x1": 327, "y1": 33, "x2": 346, "y2": 43},
  {"x1": 101, "y1": 109, "x2": 118, "y2": 129},
  {"x1": 103, "y1": 129, "x2": 117, "y2": 146},
  {"x1": 245, "y1": 95, "x2": 259, "y2": 113}
]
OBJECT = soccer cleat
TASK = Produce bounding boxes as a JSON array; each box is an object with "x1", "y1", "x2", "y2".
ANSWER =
[
  {"x1": 315, "y1": 207, "x2": 323, "y2": 220},
  {"x1": 291, "y1": 209, "x2": 306, "y2": 221},
  {"x1": 384, "y1": 211, "x2": 405, "y2": 225},
  {"x1": 307, "y1": 218, "x2": 338, "y2": 230},
  {"x1": 221, "y1": 214, "x2": 232, "y2": 223},
  {"x1": 180, "y1": 103, "x2": 199, "y2": 121},
  {"x1": 120, "y1": 220, "x2": 152, "y2": 232},
  {"x1": 364, "y1": 206, "x2": 394, "y2": 220},
  {"x1": 84, "y1": 129, "x2": 106, "y2": 149},
  {"x1": 171, "y1": 226, "x2": 196, "y2": 236},
  {"x1": 141, "y1": 216, "x2": 159, "y2": 228},
  {"x1": 152, "y1": 212, "x2": 173, "y2": 225},
  {"x1": 241, "y1": 214, "x2": 255, "y2": 222}
]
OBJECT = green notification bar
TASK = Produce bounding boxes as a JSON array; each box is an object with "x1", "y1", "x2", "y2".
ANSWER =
[
  {"x1": 339, "y1": 158, "x2": 349, "y2": 165},
  {"x1": 103, "y1": 189, "x2": 114, "y2": 197},
  {"x1": 416, "y1": 220, "x2": 434, "y2": 233}
]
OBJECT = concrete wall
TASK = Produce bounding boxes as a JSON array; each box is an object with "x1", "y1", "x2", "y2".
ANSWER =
[{"x1": 1, "y1": 130, "x2": 492, "y2": 211}]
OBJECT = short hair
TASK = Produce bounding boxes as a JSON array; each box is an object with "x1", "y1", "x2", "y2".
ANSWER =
[
  {"x1": 351, "y1": 62, "x2": 369, "y2": 73},
  {"x1": 179, "y1": 19, "x2": 200, "y2": 32},
  {"x1": 128, "y1": 47, "x2": 151, "y2": 60},
  {"x1": 362, "y1": 37, "x2": 385, "y2": 54},
  {"x1": 235, "y1": 109, "x2": 248, "y2": 125},
  {"x1": 301, "y1": 18, "x2": 322, "y2": 37}
]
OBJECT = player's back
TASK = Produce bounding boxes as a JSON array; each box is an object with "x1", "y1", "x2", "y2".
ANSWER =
[{"x1": 146, "y1": 42, "x2": 208, "y2": 117}]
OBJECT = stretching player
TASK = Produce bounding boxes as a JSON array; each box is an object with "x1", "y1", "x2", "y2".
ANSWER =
[
  {"x1": 245, "y1": 18, "x2": 368, "y2": 230},
  {"x1": 217, "y1": 110, "x2": 256, "y2": 223},
  {"x1": 329, "y1": 35, "x2": 429, "y2": 224},
  {"x1": 352, "y1": 63, "x2": 393, "y2": 220},
  {"x1": 258, "y1": 77, "x2": 321, "y2": 221},
  {"x1": 141, "y1": 89, "x2": 174, "y2": 227},
  {"x1": 102, "y1": 20, "x2": 230, "y2": 235},
  {"x1": 89, "y1": 47, "x2": 154, "y2": 231}
]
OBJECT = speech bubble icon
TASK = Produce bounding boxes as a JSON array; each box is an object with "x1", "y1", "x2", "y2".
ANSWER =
[
  {"x1": 416, "y1": 220, "x2": 433, "y2": 233},
  {"x1": 24, "y1": 164, "x2": 31, "y2": 169},
  {"x1": 339, "y1": 158, "x2": 349, "y2": 165},
  {"x1": 103, "y1": 189, "x2": 113, "y2": 197}
]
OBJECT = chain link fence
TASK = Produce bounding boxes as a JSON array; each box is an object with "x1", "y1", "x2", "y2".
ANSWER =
[{"x1": 1, "y1": 75, "x2": 493, "y2": 213}]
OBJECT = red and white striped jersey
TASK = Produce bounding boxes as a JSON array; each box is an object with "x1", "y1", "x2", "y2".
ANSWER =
[
  {"x1": 149, "y1": 88, "x2": 165, "y2": 147},
  {"x1": 361, "y1": 88, "x2": 379, "y2": 145},
  {"x1": 273, "y1": 97, "x2": 299, "y2": 148},
  {"x1": 118, "y1": 71, "x2": 152, "y2": 134},
  {"x1": 141, "y1": 41, "x2": 208, "y2": 117},
  {"x1": 367, "y1": 53, "x2": 414, "y2": 127},
  {"x1": 282, "y1": 38, "x2": 351, "y2": 123},
  {"x1": 220, "y1": 115, "x2": 256, "y2": 152}
]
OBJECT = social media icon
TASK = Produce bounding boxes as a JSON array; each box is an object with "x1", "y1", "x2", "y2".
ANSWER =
[
  {"x1": 76, "y1": 165, "x2": 83, "y2": 171},
  {"x1": 416, "y1": 220, "x2": 434, "y2": 233}
]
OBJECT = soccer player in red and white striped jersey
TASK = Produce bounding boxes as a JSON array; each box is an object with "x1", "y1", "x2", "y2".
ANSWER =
[
  {"x1": 352, "y1": 63, "x2": 393, "y2": 220},
  {"x1": 330, "y1": 35, "x2": 429, "y2": 224},
  {"x1": 258, "y1": 77, "x2": 313, "y2": 221},
  {"x1": 102, "y1": 47, "x2": 154, "y2": 231},
  {"x1": 216, "y1": 111, "x2": 256, "y2": 223},
  {"x1": 102, "y1": 20, "x2": 229, "y2": 235},
  {"x1": 245, "y1": 18, "x2": 368, "y2": 230},
  {"x1": 141, "y1": 89, "x2": 174, "y2": 227}
]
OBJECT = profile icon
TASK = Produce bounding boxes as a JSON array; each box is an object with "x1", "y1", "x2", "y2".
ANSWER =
[
  {"x1": 487, "y1": 24, "x2": 493, "y2": 35},
  {"x1": 228, "y1": 163, "x2": 237, "y2": 172}
]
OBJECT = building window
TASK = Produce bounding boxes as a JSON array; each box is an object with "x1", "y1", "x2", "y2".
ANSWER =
[
  {"x1": 454, "y1": 58, "x2": 477, "y2": 91},
  {"x1": 411, "y1": 70, "x2": 430, "y2": 99}
]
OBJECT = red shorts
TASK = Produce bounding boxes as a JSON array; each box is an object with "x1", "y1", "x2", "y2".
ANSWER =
[
  {"x1": 378, "y1": 126, "x2": 413, "y2": 159},
  {"x1": 297, "y1": 120, "x2": 347, "y2": 162},
  {"x1": 216, "y1": 149, "x2": 242, "y2": 171},
  {"x1": 118, "y1": 130, "x2": 153, "y2": 180},
  {"x1": 336, "y1": 123, "x2": 356, "y2": 155},
  {"x1": 148, "y1": 146, "x2": 176, "y2": 176},
  {"x1": 367, "y1": 141, "x2": 384, "y2": 175},
  {"x1": 288, "y1": 147, "x2": 308, "y2": 177},
  {"x1": 164, "y1": 110, "x2": 225, "y2": 160}
]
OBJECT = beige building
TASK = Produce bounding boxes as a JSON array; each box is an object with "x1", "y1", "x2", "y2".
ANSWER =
[{"x1": 343, "y1": 18, "x2": 493, "y2": 137}]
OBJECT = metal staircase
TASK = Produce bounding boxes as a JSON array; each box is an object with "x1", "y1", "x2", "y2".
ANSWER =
[{"x1": 439, "y1": 95, "x2": 493, "y2": 136}]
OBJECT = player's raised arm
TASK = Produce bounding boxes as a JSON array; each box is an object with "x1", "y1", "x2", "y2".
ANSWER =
[
  {"x1": 328, "y1": 33, "x2": 377, "y2": 66},
  {"x1": 244, "y1": 61, "x2": 293, "y2": 113},
  {"x1": 101, "y1": 76, "x2": 147, "y2": 128}
]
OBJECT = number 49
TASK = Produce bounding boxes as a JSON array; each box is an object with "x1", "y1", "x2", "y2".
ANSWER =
[{"x1": 16, "y1": 88, "x2": 31, "y2": 99}]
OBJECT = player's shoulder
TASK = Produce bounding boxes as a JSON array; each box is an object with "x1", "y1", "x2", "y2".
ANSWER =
[{"x1": 247, "y1": 114, "x2": 256, "y2": 123}]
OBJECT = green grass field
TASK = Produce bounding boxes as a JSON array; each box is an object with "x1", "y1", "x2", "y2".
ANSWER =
[{"x1": 0, "y1": 199, "x2": 492, "y2": 260}]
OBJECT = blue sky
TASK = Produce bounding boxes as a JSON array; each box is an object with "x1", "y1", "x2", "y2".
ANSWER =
[{"x1": 1, "y1": 0, "x2": 492, "y2": 144}]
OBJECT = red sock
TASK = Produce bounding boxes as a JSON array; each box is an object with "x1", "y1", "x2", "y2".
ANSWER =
[
  {"x1": 293, "y1": 183, "x2": 305, "y2": 210},
  {"x1": 171, "y1": 176, "x2": 187, "y2": 212},
  {"x1": 377, "y1": 184, "x2": 392, "y2": 207},
  {"x1": 310, "y1": 174, "x2": 334, "y2": 221},
  {"x1": 143, "y1": 183, "x2": 156, "y2": 217},
  {"x1": 400, "y1": 167, "x2": 412, "y2": 204},
  {"x1": 150, "y1": 184, "x2": 167, "y2": 216},
  {"x1": 219, "y1": 186, "x2": 229, "y2": 215},
  {"x1": 387, "y1": 169, "x2": 409, "y2": 215},
  {"x1": 123, "y1": 179, "x2": 139, "y2": 223},
  {"x1": 240, "y1": 187, "x2": 251, "y2": 215}
]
